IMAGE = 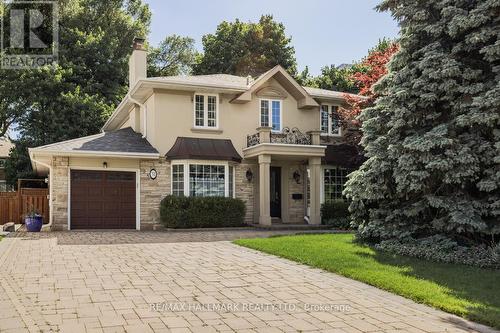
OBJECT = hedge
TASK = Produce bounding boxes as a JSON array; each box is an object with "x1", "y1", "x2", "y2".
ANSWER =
[
  {"x1": 321, "y1": 199, "x2": 351, "y2": 229},
  {"x1": 160, "y1": 195, "x2": 246, "y2": 228}
]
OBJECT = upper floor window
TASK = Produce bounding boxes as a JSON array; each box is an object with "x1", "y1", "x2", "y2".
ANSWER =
[
  {"x1": 260, "y1": 99, "x2": 282, "y2": 132},
  {"x1": 194, "y1": 94, "x2": 218, "y2": 128},
  {"x1": 320, "y1": 104, "x2": 341, "y2": 136}
]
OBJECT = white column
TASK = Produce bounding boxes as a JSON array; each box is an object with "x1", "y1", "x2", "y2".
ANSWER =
[
  {"x1": 258, "y1": 154, "x2": 272, "y2": 225},
  {"x1": 308, "y1": 157, "x2": 322, "y2": 225}
]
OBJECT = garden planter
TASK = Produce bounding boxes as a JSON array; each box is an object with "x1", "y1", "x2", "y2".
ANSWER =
[{"x1": 25, "y1": 215, "x2": 43, "y2": 232}]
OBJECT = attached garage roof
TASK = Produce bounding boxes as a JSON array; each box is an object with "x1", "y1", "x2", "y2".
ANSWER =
[
  {"x1": 323, "y1": 144, "x2": 365, "y2": 169},
  {"x1": 30, "y1": 127, "x2": 159, "y2": 155},
  {"x1": 166, "y1": 137, "x2": 242, "y2": 163}
]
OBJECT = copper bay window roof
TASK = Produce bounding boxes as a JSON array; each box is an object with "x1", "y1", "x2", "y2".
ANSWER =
[{"x1": 165, "y1": 137, "x2": 242, "y2": 163}]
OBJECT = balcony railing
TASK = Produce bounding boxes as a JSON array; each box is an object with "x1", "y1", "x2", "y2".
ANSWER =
[{"x1": 246, "y1": 127, "x2": 321, "y2": 147}]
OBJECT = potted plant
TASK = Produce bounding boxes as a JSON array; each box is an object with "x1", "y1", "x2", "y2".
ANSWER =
[{"x1": 25, "y1": 206, "x2": 43, "y2": 232}]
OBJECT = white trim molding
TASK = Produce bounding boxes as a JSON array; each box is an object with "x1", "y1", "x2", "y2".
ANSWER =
[
  {"x1": 259, "y1": 98, "x2": 283, "y2": 133},
  {"x1": 320, "y1": 103, "x2": 342, "y2": 137},
  {"x1": 170, "y1": 159, "x2": 236, "y2": 198},
  {"x1": 193, "y1": 92, "x2": 220, "y2": 130}
]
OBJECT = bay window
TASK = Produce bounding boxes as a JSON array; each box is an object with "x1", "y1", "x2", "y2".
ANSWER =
[
  {"x1": 171, "y1": 161, "x2": 235, "y2": 197},
  {"x1": 194, "y1": 93, "x2": 218, "y2": 128},
  {"x1": 320, "y1": 104, "x2": 341, "y2": 136},
  {"x1": 260, "y1": 99, "x2": 282, "y2": 132},
  {"x1": 172, "y1": 164, "x2": 184, "y2": 196}
]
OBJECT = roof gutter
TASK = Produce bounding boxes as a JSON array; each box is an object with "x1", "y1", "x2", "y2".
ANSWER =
[
  {"x1": 101, "y1": 94, "x2": 132, "y2": 132},
  {"x1": 29, "y1": 149, "x2": 160, "y2": 159},
  {"x1": 129, "y1": 96, "x2": 147, "y2": 139}
]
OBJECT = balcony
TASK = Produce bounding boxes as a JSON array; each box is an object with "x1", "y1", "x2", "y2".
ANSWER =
[
  {"x1": 243, "y1": 126, "x2": 325, "y2": 160},
  {"x1": 246, "y1": 127, "x2": 321, "y2": 147}
]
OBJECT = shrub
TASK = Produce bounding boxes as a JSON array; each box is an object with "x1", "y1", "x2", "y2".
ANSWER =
[
  {"x1": 160, "y1": 195, "x2": 246, "y2": 228},
  {"x1": 375, "y1": 235, "x2": 500, "y2": 269},
  {"x1": 321, "y1": 199, "x2": 351, "y2": 229}
]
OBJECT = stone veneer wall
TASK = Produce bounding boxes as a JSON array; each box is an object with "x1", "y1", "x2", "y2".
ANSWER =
[
  {"x1": 139, "y1": 158, "x2": 170, "y2": 230},
  {"x1": 49, "y1": 156, "x2": 256, "y2": 230},
  {"x1": 235, "y1": 160, "x2": 256, "y2": 224},
  {"x1": 51, "y1": 156, "x2": 69, "y2": 231},
  {"x1": 287, "y1": 165, "x2": 307, "y2": 224}
]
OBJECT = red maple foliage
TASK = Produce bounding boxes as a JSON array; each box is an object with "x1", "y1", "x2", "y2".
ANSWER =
[{"x1": 338, "y1": 43, "x2": 399, "y2": 144}]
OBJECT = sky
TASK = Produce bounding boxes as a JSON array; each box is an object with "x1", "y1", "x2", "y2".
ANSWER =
[{"x1": 144, "y1": 0, "x2": 400, "y2": 76}]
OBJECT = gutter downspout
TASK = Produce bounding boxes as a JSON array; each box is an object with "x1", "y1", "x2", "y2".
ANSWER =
[
  {"x1": 129, "y1": 95, "x2": 147, "y2": 139},
  {"x1": 29, "y1": 152, "x2": 53, "y2": 230}
]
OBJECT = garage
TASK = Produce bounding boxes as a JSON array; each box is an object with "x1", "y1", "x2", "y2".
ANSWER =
[{"x1": 70, "y1": 170, "x2": 136, "y2": 229}]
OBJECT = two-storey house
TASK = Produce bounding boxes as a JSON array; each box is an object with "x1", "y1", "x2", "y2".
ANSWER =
[{"x1": 29, "y1": 38, "x2": 362, "y2": 230}]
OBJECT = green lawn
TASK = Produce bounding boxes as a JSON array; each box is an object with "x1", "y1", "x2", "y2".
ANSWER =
[{"x1": 234, "y1": 234, "x2": 500, "y2": 329}]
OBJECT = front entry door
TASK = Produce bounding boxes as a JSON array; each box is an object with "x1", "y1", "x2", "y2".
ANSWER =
[{"x1": 270, "y1": 167, "x2": 281, "y2": 218}]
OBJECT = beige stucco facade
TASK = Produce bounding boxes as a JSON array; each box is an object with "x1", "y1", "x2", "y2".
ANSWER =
[
  {"x1": 131, "y1": 77, "x2": 321, "y2": 157},
  {"x1": 30, "y1": 42, "x2": 355, "y2": 230}
]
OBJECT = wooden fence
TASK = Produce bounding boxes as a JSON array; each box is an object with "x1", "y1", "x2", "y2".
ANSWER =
[{"x1": 0, "y1": 188, "x2": 49, "y2": 224}]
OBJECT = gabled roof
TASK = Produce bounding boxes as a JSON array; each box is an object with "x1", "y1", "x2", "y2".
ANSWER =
[
  {"x1": 166, "y1": 137, "x2": 242, "y2": 163},
  {"x1": 102, "y1": 66, "x2": 359, "y2": 131},
  {"x1": 30, "y1": 127, "x2": 159, "y2": 156},
  {"x1": 0, "y1": 137, "x2": 14, "y2": 158},
  {"x1": 231, "y1": 65, "x2": 319, "y2": 108}
]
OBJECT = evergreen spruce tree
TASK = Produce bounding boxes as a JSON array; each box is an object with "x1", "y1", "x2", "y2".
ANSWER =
[{"x1": 344, "y1": 0, "x2": 500, "y2": 244}]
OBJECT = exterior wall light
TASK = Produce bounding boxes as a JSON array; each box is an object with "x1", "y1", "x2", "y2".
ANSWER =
[
  {"x1": 103, "y1": 162, "x2": 108, "y2": 169},
  {"x1": 293, "y1": 170, "x2": 301, "y2": 184},
  {"x1": 246, "y1": 169, "x2": 253, "y2": 182}
]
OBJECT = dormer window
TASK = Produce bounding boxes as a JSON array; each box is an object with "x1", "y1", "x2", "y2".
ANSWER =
[
  {"x1": 194, "y1": 94, "x2": 218, "y2": 128},
  {"x1": 320, "y1": 104, "x2": 341, "y2": 136},
  {"x1": 260, "y1": 99, "x2": 282, "y2": 132}
]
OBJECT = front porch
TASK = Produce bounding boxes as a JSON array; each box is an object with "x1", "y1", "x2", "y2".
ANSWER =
[{"x1": 243, "y1": 127, "x2": 326, "y2": 226}]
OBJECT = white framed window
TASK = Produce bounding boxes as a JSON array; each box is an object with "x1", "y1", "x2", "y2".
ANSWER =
[
  {"x1": 194, "y1": 93, "x2": 218, "y2": 128},
  {"x1": 320, "y1": 104, "x2": 341, "y2": 136},
  {"x1": 172, "y1": 164, "x2": 184, "y2": 196},
  {"x1": 260, "y1": 99, "x2": 282, "y2": 132},
  {"x1": 321, "y1": 166, "x2": 349, "y2": 203},
  {"x1": 171, "y1": 161, "x2": 235, "y2": 198}
]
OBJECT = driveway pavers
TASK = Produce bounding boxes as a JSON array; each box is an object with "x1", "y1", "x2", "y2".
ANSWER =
[{"x1": 0, "y1": 230, "x2": 497, "y2": 333}]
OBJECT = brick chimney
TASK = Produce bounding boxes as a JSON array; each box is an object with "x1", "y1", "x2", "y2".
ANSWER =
[{"x1": 129, "y1": 37, "x2": 147, "y2": 90}]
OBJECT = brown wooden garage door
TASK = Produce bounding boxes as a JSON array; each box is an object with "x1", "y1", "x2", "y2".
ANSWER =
[{"x1": 70, "y1": 170, "x2": 136, "y2": 229}]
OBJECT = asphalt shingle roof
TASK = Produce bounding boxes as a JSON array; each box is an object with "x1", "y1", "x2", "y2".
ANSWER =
[
  {"x1": 148, "y1": 74, "x2": 251, "y2": 89},
  {"x1": 148, "y1": 73, "x2": 352, "y2": 99},
  {"x1": 33, "y1": 127, "x2": 158, "y2": 154}
]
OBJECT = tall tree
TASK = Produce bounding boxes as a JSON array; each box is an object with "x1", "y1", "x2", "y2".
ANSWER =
[
  {"x1": 193, "y1": 15, "x2": 297, "y2": 77},
  {"x1": 314, "y1": 64, "x2": 361, "y2": 94},
  {"x1": 311, "y1": 38, "x2": 397, "y2": 94},
  {"x1": 339, "y1": 42, "x2": 399, "y2": 145},
  {"x1": 148, "y1": 35, "x2": 198, "y2": 77},
  {"x1": 344, "y1": 0, "x2": 499, "y2": 244},
  {"x1": 3, "y1": 0, "x2": 151, "y2": 184}
]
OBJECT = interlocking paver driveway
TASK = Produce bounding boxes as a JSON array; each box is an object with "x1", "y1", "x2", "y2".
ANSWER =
[{"x1": 0, "y1": 230, "x2": 497, "y2": 333}]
